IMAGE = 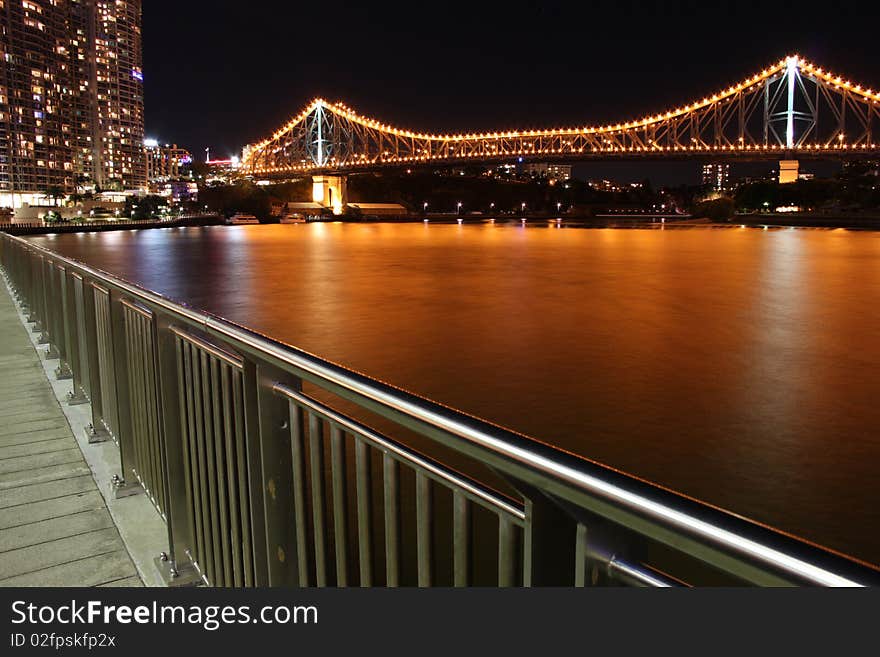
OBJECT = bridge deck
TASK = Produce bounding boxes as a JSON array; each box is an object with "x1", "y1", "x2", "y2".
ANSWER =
[{"x1": 0, "y1": 282, "x2": 141, "y2": 587}]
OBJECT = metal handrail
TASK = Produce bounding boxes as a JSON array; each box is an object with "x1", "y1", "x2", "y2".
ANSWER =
[{"x1": 2, "y1": 230, "x2": 879, "y2": 587}]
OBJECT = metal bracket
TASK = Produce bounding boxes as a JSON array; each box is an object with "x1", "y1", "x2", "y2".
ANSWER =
[
  {"x1": 43, "y1": 344, "x2": 60, "y2": 360},
  {"x1": 154, "y1": 553, "x2": 203, "y2": 588},
  {"x1": 37, "y1": 332, "x2": 50, "y2": 344},
  {"x1": 111, "y1": 474, "x2": 143, "y2": 499},
  {"x1": 85, "y1": 422, "x2": 111, "y2": 444},
  {"x1": 55, "y1": 362, "x2": 73, "y2": 381},
  {"x1": 29, "y1": 319, "x2": 41, "y2": 331},
  {"x1": 66, "y1": 387, "x2": 89, "y2": 406}
]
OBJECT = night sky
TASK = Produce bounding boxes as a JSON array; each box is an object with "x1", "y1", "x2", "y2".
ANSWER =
[{"x1": 143, "y1": 0, "x2": 880, "y2": 184}]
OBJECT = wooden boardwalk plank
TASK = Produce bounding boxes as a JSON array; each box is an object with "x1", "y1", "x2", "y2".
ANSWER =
[
  {"x1": 0, "y1": 508, "x2": 115, "y2": 552},
  {"x1": 0, "y1": 550, "x2": 138, "y2": 587},
  {"x1": 0, "y1": 461, "x2": 93, "y2": 490},
  {"x1": 98, "y1": 575, "x2": 144, "y2": 587},
  {"x1": 0, "y1": 428, "x2": 77, "y2": 448},
  {"x1": 0, "y1": 475, "x2": 95, "y2": 509},
  {"x1": 0, "y1": 527, "x2": 125, "y2": 579},
  {"x1": 0, "y1": 419, "x2": 69, "y2": 437},
  {"x1": 0, "y1": 437, "x2": 78, "y2": 460},
  {"x1": 0, "y1": 449, "x2": 85, "y2": 475},
  {"x1": 0, "y1": 490, "x2": 105, "y2": 528}
]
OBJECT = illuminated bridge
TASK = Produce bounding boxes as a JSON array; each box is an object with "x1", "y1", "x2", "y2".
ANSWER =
[{"x1": 242, "y1": 55, "x2": 880, "y2": 193}]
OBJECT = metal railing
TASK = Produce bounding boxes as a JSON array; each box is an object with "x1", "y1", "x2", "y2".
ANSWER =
[{"x1": 2, "y1": 231, "x2": 879, "y2": 587}]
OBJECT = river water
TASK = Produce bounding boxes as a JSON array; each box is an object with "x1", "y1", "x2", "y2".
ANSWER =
[{"x1": 28, "y1": 222, "x2": 880, "y2": 565}]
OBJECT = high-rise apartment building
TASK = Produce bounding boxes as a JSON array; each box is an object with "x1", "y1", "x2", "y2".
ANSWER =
[
  {"x1": 0, "y1": 0, "x2": 145, "y2": 209},
  {"x1": 145, "y1": 140, "x2": 192, "y2": 183},
  {"x1": 701, "y1": 162, "x2": 730, "y2": 192}
]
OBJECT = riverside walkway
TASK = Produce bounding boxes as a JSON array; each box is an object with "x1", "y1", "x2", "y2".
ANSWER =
[{"x1": 0, "y1": 281, "x2": 141, "y2": 587}]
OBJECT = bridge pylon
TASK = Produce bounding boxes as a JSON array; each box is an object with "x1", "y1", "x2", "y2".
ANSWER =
[
  {"x1": 779, "y1": 159, "x2": 800, "y2": 184},
  {"x1": 312, "y1": 175, "x2": 348, "y2": 215}
]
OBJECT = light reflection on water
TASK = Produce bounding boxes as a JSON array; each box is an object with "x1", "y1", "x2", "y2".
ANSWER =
[{"x1": 29, "y1": 223, "x2": 880, "y2": 565}]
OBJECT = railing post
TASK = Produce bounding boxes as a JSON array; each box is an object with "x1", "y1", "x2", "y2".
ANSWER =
[
  {"x1": 31, "y1": 255, "x2": 45, "y2": 334},
  {"x1": 516, "y1": 483, "x2": 578, "y2": 586},
  {"x1": 65, "y1": 271, "x2": 88, "y2": 405},
  {"x1": 107, "y1": 288, "x2": 141, "y2": 498},
  {"x1": 247, "y1": 359, "x2": 303, "y2": 586},
  {"x1": 54, "y1": 265, "x2": 74, "y2": 381},
  {"x1": 152, "y1": 311, "x2": 200, "y2": 586},
  {"x1": 39, "y1": 257, "x2": 59, "y2": 359},
  {"x1": 80, "y1": 280, "x2": 111, "y2": 443}
]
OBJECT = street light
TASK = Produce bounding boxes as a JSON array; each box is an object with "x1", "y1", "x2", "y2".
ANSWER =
[
  {"x1": 423, "y1": 202, "x2": 428, "y2": 212},
  {"x1": 521, "y1": 202, "x2": 526, "y2": 213},
  {"x1": 457, "y1": 202, "x2": 463, "y2": 214}
]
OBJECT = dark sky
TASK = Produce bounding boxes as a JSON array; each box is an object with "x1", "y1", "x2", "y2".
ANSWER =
[{"x1": 143, "y1": 0, "x2": 880, "y2": 184}]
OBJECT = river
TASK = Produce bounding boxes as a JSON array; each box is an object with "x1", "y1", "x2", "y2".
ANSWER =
[{"x1": 27, "y1": 222, "x2": 880, "y2": 565}]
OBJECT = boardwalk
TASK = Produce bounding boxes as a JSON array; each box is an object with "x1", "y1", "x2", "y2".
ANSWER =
[{"x1": 0, "y1": 280, "x2": 141, "y2": 587}]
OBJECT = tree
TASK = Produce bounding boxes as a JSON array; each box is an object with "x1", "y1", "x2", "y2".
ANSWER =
[
  {"x1": 44, "y1": 186, "x2": 66, "y2": 206},
  {"x1": 125, "y1": 195, "x2": 168, "y2": 220},
  {"x1": 692, "y1": 197, "x2": 735, "y2": 221}
]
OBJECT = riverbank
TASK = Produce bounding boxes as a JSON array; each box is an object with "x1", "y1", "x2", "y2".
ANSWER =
[
  {"x1": 0, "y1": 214, "x2": 223, "y2": 236},
  {"x1": 730, "y1": 213, "x2": 880, "y2": 230}
]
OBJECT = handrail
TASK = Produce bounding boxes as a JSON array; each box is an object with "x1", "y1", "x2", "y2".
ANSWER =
[{"x1": 2, "y1": 230, "x2": 879, "y2": 587}]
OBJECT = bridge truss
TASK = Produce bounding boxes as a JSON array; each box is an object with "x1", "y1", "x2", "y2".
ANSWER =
[{"x1": 242, "y1": 56, "x2": 880, "y2": 177}]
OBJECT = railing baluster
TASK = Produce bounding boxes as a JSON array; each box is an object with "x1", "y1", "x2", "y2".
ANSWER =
[
  {"x1": 308, "y1": 412, "x2": 328, "y2": 587},
  {"x1": 383, "y1": 453, "x2": 400, "y2": 587},
  {"x1": 180, "y1": 340, "x2": 204, "y2": 577},
  {"x1": 190, "y1": 344, "x2": 214, "y2": 584},
  {"x1": 210, "y1": 357, "x2": 233, "y2": 587},
  {"x1": 498, "y1": 515, "x2": 516, "y2": 587},
  {"x1": 330, "y1": 425, "x2": 348, "y2": 587},
  {"x1": 416, "y1": 472, "x2": 433, "y2": 587},
  {"x1": 199, "y1": 350, "x2": 222, "y2": 585},
  {"x1": 453, "y1": 490, "x2": 470, "y2": 587},
  {"x1": 231, "y1": 370, "x2": 254, "y2": 587},
  {"x1": 221, "y1": 364, "x2": 243, "y2": 587},
  {"x1": 575, "y1": 523, "x2": 590, "y2": 587},
  {"x1": 143, "y1": 322, "x2": 165, "y2": 514},
  {"x1": 354, "y1": 438, "x2": 373, "y2": 587},
  {"x1": 289, "y1": 402, "x2": 309, "y2": 586}
]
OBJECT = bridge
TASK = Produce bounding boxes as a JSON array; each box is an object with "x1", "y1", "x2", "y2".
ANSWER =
[{"x1": 242, "y1": 55, "x2": 880, "y2": 209}]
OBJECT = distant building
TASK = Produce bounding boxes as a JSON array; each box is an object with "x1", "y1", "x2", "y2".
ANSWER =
[
  {"x1": 155, "y1": 180, "x2": 198, "y2": 204},
  {"x1": 702, "y1": 163, "x2": 730, "y2": 191},
  {"x1": 0, "y1": 0, "x2": 146, "y2": 210},
  {"x1": 485, "y1": 164, "x2": 517, "y2": 179},
  {"x1": 524, "y1": 163, "x2": 572, "y2": 183},
  {"x1": 146, "y1": 141, "x2": 193, "y2": 183},
  {"x1": 588, "y1": 179, "x2": 625, "y2": 193},
  {"x1": 203, "y1": 151, "x2": 241, "y2": 186}
]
